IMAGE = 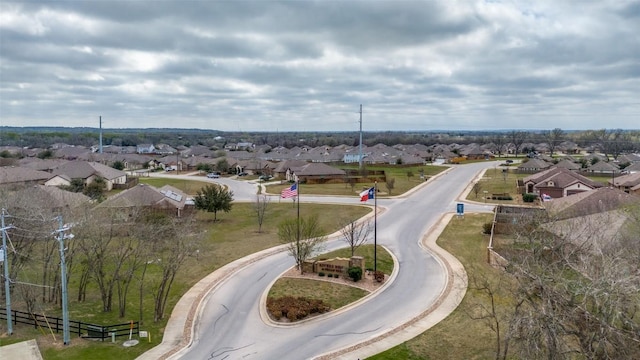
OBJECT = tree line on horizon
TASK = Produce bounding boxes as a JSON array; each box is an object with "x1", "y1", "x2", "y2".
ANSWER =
[{"x1": 1, "y1": 127, "x2": 639, "y2": 155}]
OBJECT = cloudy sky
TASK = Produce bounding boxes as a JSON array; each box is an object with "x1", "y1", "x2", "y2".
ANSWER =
[{"x1": 1, "y1": 1, "x2": 639, "y2": 132}]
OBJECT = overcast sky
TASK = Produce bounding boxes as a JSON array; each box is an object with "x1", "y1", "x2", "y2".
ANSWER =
[{"x1": 1, "y1": 1, "x2": 639, "y2": 132}]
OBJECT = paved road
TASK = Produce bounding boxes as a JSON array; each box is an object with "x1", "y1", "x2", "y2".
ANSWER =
[{"x1": 153, "y1": 162, "x2": 495, "y2": 360}]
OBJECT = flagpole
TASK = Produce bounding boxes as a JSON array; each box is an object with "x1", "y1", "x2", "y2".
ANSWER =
[{"x1": 374, "y1": 181, "x2": 377, "y2": 273}]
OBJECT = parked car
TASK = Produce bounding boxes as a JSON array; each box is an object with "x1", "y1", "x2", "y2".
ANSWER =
[
  {"x1": 238, "y1": 172, "x2": 248, "y2": 176},
  {"x1": 258, "y1": 175, "x2": 273, "y2": 181},
  {"x1": 207, "y1": 172, "x2": 220, "y2": 178}
]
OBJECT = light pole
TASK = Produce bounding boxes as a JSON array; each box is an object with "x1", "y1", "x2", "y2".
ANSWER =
[{"x1": 55, "y1": 216, "x2": 73, "y2": 345}]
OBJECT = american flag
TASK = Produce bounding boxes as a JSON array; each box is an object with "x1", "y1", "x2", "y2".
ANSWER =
[{"x1": 281, "y1": 183, "x2": 298, "y2": 198}]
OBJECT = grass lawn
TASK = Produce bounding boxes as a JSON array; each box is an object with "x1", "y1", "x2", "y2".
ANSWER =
[
  {"x1": 138, "y1": 177, "x2": 209, "y2": 195},
  {"x1": 266, "y1": 164, "x2": 447, "y2": 198},
  {"x1": 466, "y1": 168, "x2": 529, "y2": 205},
  {"x1": 1, "y1": 190, "x2": 371, "y2": 359},
  {"x1": 268, "y1": 278, "x2": 369, "y2": 311},
  {"x1": 369, "y1": 213, "x2": 514, "y2": 360}
]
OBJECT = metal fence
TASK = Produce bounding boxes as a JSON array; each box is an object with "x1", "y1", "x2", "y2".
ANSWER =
[{"x1": 0, "y1": 307, "x2": 139, "y2": 341}]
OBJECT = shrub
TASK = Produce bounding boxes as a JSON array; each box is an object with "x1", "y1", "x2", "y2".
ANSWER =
[
  {"x1": 348, "y1": 267, "x2": 363, "y2": 282},
  {"x1": 318, "y1": 272, "x2": 325, "y2": 277},
  {"x1": 266, "y1": 296, "x2": 330, "y2": 322},
  {"x1": 522, "y1": 193, "x2": 537, "y2": 203},
  {"x1": 483, "y1": 222, "x2": 493, "y2": 235},
  {"x1": 374, "y1": 270, "x2": 385, "y2": 282}
]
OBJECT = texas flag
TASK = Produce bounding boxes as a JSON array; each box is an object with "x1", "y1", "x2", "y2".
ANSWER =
[{"x1": 359, "y1": 187, "x2": 375, "y2": 202}]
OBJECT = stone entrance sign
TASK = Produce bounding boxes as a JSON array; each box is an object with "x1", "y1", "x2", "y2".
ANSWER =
[{"x1": 302, "y1": 256, "x2": 365, "y2": 275}]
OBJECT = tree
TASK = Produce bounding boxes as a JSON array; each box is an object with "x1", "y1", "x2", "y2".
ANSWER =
[
  {"x1": 492, "y1": 134, "x2": 506, "y2": 158},
  {"x1": 508, "y1": 131, "x2": 527, "y2": 158},
  {"x1": 472, "y1": 181, "x2": 483, "y2": 199},
  {"x1": 385, "y1": 178, "x2": 395, "y2": 195},
  {"x1": 146, "y1": 213, "x2": 202, "y2": 322},
  {"x1": 112, "y1": 160, "x2": 125, "y2": 170},
  {"x1": 193, "y1": 184, "x2": 234, "y2": 221},
  {"x1": 216, "y1": 158, "x2": 230, "y2": 173},
  {"x1": 544, "y1": 128, "x2": 564, "y2": 156},
  {"x1": 497, "y1": 209, "x2": 640, "y2": 359},
  {"x1": 254, "y1": 194, "x2": 270, "y2": 233},
  {"x1": 406, "y1": 170, "x2": 414, "y2": 181},
  {"x1": 278, "y1": 215, "x2": 327, "y2": 274},
  {"x1": 83, "y1": 177, "x2": 106, "y2": 201},
  {"x1": 339, "y1": 218, "x2": 371, "y2": 256}
]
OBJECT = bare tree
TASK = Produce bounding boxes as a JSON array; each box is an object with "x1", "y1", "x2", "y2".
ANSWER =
[
  {"x1": 544, "y1": 128, "x2": 564, "y2": 156},
  {"x1": 508, "y1": 131, "x2": 527, "y2": 158},
  {"x1": 499, "y1": 209, "x2": 640, "y2": 359},
  {"x1": 385, "y1": 178, "x2": 395, "y2": 195},
  {"x1": 278, "y1": 215, "x2": 327, "y2": 274},
  {"x1": 254, "y1": 194, "x2": 270, "y2": 233},
  {"x1": 472, "y1": 181, "x2": 483, "y2": 199},
  {"x1": 339, "y1": 218, "x2": 371, "y2": 256},
  {"x1": 492, "y1": 134, "x2": 506, "y2": 158},
  {"x1": 147, "y1": 213, "x2": 202, "y2": 322}
]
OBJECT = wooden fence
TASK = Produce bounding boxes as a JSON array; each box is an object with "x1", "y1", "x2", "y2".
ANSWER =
[{"x1": 0, "y1": 307, "x2": 138, "y2": 341}]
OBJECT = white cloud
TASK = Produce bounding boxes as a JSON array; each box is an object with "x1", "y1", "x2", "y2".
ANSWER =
[{"x1": 0, "y1": 0, "x2": 638, "y2": 131}]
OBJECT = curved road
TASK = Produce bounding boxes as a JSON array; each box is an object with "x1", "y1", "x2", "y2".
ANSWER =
[{"x1": 150, "y1": 162, "x2": 495, "y2": 359}]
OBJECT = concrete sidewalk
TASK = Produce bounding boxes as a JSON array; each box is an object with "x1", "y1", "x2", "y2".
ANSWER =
[{"x1": 0, "y1": 339, "x2": 43, "y2": 360}]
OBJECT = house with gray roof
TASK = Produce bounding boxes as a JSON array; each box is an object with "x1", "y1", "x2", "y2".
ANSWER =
[
  {"x1": 609, "y1": 172, "x2": 640, "y2": 195},
  {"x1": 51, "y1": 160, "x2": 127, "y2": 191},
  {"x1": 96, "y1": 183, "x2": 193, "y2": 217},
  {"x1": 286, "y1": 163, "x2": 346, "y2": 183},
  {"x1": 554, "y1": 159, "x2": 581, "y2": 171},
  {"x1": 586, "y1": 161, "x2": 620, "y2": 175},
  {"x1": 0, "y1": 166, "x2": 53, "y2": 189},
  {"x1": 517, "y1": 158, "x2": 552, "y2": 172},
  {"x1": 4, "y1": 185, "x2": 91, "y2": 213}
]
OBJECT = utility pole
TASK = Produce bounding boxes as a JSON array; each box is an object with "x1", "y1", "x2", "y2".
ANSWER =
[
  {"x1": 358, "y1": 104, "x2": 363, "y2": 169},
  {"x1": 99, "y1": 116, "x2": 103, "y2": 154},
  {"x1": 55, "y1": 216, "x2": 72, "y2": 345},
  {"x1": 2, "y1": 209, "x2": 13, "y2": 335}
]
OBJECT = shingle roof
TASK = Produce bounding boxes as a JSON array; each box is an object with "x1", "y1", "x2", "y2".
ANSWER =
[
  {"x1": 98, "y1": 184, "x2": 187, "y2": 209},
  {"x1": 524, "y1": 167, "x2": 602, "y2": 190},
  {"x1": 5, "y1": 185, "x2": 91, "y2": 209},
  {"x1": 295, "y1": 163, "x2": 346, "y2": 176},
  {"x1": 52, "y1": 161, "x2": 126, "y2": 180},
  {"x1": 544, "y1": 187, "x2": 640, "y2": 219},
  {"x1": 0, "y1": 166, "x2": 52, "y2": 184}
]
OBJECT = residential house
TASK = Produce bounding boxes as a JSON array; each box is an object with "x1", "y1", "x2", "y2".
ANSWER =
[
  {"x1": 609, "y1": 172, "x2": 640, "y2": 195},
  {"x1": 96, "y1": 183, "x2": 193, "y2": 217},
  {"x1": 286, "y1": 162, "x2": 346, "y2": 183},
  {"x1": 516, "y1": 158, "x2": 552, "y2": 172},
  {"x1": 543, "y1": 187, "x2": 639, "y2": 220},
  {"x1": 50, "y1": 160, "x2": 127, "y2": 191},
  {"x1": 554, "y1": 159, "x2": 581, "y2": 171},
  {"x1": 0, "y1": 166, "x2": 53, "y2": 189},
  {"x1": 273, "y1": 160, "x2": 308, "y2": 179},
  {"x1": 624, "y1": 162, "x2": 640, "y2": 174},
  {"x1": 4, "y1": 185, "x2": 91, "y2": 213},
  {"x1": 136, "y1": 144, "x2": 155, "y2": 154},
  {"x1": 585, "y1": 161, "x2": 620, "y2": 175},
  {"x1": 522, "y1": 167, "x2": 603, "y2": 199}
]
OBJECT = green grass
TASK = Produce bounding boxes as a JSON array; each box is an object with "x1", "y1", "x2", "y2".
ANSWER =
[
  {"x1": 138, "y1": 177, "x2": 209, "y2": 195},
  {"x1": 369, "y1": 213, "x2": 512, "y2": 360},
  {"x1": 314, "y1": 244, "x2": 393, "y2": 275},
  {"x1": 268, "y1": 278, "x2": 369, "y2": 310},
  {"x1": 466, "y1": 169, "x2": 528, "y2": 205},
  {"x1": 267, "y1": 165, "x2": 446, "y2": 198}
]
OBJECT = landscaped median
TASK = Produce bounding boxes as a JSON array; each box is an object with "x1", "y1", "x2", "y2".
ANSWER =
[{"x1": 264, "y1": 245, "x2": 394, "y2": 324}]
